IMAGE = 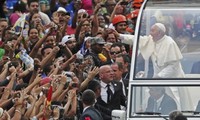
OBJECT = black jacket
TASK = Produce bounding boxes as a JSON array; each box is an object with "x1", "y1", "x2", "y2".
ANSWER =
[
  {"x1": 79, "y1": 106, "x2": 103, "y2": 120},
  {"x1": 96, "y1": 81, "x2": 126, "y2": 120}
]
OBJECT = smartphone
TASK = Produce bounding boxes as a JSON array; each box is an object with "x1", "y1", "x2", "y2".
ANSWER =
[
  {"x1": 71, "y1": 83, "x2": 78, "y2": 88},
  {"x1": 63, "y1": 71, "x2": 74, "y2": 77}
]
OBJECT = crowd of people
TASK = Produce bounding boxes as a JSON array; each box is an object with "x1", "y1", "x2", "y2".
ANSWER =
[
  {"x1": 0, "y1": 0, "x2": 191, "y2": 119},
  {"x1": 0, "y1": 0, "x2": 144, "y2": 119}
]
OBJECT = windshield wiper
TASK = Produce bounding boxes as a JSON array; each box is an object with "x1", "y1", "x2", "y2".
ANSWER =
[
  {"x1": 181, "y1": 110, "x2": 200, "y2": 115},
  {"x1": 135, "y1": 112, "x2": 168, "y2": 120},
  {"x1": 136, "y1": 111, "x2": 161, "y2": 115}
]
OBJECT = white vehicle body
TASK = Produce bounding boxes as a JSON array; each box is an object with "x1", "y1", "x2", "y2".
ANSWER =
[{"x1": 112, "y1": 0, "x2": 200, "y2": 119}]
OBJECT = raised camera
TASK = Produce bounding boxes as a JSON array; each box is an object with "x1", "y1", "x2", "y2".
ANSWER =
[{"x1": 71, "y1": 83, "x2": 78, "y2": 88}]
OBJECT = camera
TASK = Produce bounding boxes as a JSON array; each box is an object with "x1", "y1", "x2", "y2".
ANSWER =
[
  {"x1": 85, "y1": 32, "x2": 91, "y2": 37},
  {"x1": 8, "y1": 61, "x2": 19, "y2": 68},
  {"x1": 8, "y1": 63, "x2": 13, "y2": 68},
  {"x1": 63, "y1": 71, "x2": 74, "y2": 77},
  {"x1": 71, "y1": 83, "x2": 78, "y2": 88}
]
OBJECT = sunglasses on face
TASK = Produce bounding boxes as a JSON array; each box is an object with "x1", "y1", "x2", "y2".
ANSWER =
[{"x1": 78, "y1": 13, "x2": 88, "y2": 19}]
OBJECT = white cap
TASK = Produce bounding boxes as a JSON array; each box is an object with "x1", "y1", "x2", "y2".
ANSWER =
[
  {"x1": 76, "y1": 51, "x2": 83, "y2": 59},
  {"x1": 0, "y1": 108, "x2": 3, "y2": 117},
  {"x1": 78, "y1": 9, "x2": 87, "y2": 14},
  {"x1": 154, "y1": 23, "x2": 166, "y2": 33},
  {"x1": 61, "y1": 34, "x2": 75, "y2": 44},
  {"x1": 84, "y1": 37, "x2": 92, "y2": 42},
  {"x1": 57, "y1": 7, "x2": 67, "y2": 13},
  {"x1": 108, "y1": 23, "x2": 115, "y2": 30}
]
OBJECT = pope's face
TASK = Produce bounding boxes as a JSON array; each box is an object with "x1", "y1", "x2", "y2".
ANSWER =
[{"x1": 150, "y1": 25, "x2": 161, "y2": 41}]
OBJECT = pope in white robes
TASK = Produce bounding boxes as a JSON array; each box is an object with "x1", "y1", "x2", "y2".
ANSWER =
[{"x1": 118, "y1": 23, "x2": 185, "y2": 78}]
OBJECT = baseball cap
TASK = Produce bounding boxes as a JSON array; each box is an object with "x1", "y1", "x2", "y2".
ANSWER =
[
  {"x1": 90, "y1": 37, "x2": 106, "y2": 45},
  {"x1": 61, "y1": 34, "x2": 75, "y2": 44},
  {"x1": 57, "y1": 7, "x2": 70, "y2": 16}
]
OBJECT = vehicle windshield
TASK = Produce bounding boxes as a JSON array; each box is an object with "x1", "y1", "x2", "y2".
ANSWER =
[
  {"x1": 133, "y1": 1, "x2": 200, "y2": 79},
  {"x1": 129, "y1": 84, "x2": 200, "y2": 117}
]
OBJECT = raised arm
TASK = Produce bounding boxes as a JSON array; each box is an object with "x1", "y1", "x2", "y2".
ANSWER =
[
  {"x1": 40, "y1": 46, "x2": 60, "y2": 69},
  {"x1": 29, "y1": 27, "x2": 54, "y2": 58}
]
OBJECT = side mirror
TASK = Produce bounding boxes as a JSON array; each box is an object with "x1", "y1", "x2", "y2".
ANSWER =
[{"x1": 112, "y1": 110, "x2": 126, "y2": 120}]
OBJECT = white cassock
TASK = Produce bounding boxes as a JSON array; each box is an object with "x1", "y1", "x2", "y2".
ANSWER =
[
  {"x1": 139, "y1": 35, "x2": 185, "y2": 78},
  {"x1": 120, "y1": 34, "x2": 185, "y2": 78}
]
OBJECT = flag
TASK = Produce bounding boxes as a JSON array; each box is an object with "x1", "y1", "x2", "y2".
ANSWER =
[
  {"x1": 42, "y1": 84, "x2": 53, "y2": 120},
  {"x1": 46, "y1": 85, "x2": 53, "y2": 106},
  {"x1": 12, "y1": 13, "x2": 26, "y2": 29}
]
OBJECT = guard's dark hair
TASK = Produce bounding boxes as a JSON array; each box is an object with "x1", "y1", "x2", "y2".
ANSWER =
[
  {"x1": 116, "y1": 54, "x2": 131, "y2": 63},
  {"x1": 82, "y1": 89, "x2": 96, "y2": 106},
  {"x1": 112, "y1": 62, "x2": 123, "y2": 71},
  {"x1": 175, "y1": 115, "x2": 187, "y2": 120},
  {"x1": 87, "y1": 80, "x2": 101, "y2": 92}
]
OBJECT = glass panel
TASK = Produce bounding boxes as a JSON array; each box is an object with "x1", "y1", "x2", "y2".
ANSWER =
[
  {"x1": 134, "y1": 8, "x2": 200, "y2": 79},
  {"x1": 130, "y1": 85, "x2": 200, "y2": 117}
]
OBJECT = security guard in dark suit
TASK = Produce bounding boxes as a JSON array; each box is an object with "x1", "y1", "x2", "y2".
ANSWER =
[{"x1": 79, "y1": 89, "x2": 103, "y2": 120}]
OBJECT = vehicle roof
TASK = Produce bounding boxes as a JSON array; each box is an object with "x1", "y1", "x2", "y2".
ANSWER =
[{"x1": 146, "y1": 0, "x2": 200, "y2": 8}]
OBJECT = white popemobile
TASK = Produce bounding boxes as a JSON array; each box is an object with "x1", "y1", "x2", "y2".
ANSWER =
[{"x1": 112, "y1": 0, "x2": 200, "y2": 119}]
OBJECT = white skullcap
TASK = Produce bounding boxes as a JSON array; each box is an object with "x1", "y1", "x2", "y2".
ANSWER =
[
  {"x1": 0, "y1": 108, "x2": 3, "y2": 117},
  {"x1": 154, "y1": 23, "x2": 166, "y2": 33}
]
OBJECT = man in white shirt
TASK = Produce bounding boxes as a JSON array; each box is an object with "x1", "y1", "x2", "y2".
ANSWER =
[{"x1": 97, "y1": 65, "x2": 126, "y2": 120}]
